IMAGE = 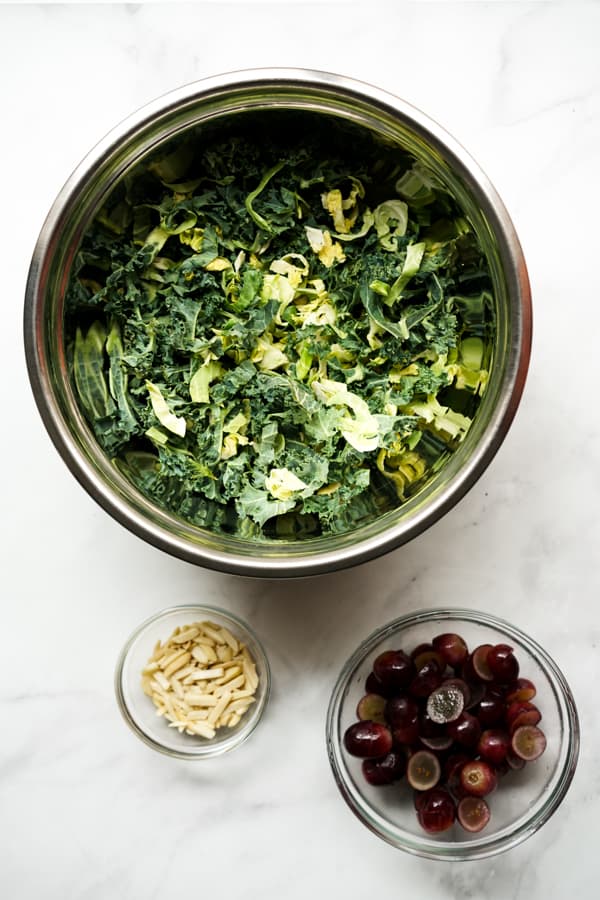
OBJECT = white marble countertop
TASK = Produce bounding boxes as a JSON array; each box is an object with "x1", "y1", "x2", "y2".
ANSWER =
[{"x1": 2, "y1": 2, "x2": 599, "y2": 897}]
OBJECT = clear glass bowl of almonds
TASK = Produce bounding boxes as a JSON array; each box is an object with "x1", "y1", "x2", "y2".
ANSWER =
[{"x1": 115, "y1": 605, "x2": 270, "y2": 758}]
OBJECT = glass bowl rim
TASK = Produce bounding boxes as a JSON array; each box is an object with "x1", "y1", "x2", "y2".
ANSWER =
[
  {"x1": 325, "y1": 606, "x2": 579, "y2": 860},
  {"x1": 115, "y1": 603, "x2": 271, "y2": 759}
]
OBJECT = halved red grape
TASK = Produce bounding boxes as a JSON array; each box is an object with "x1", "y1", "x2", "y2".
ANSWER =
[
  {"x1": 460, "y1": 760, "x2": 497, "y2": 797},
  {"x1": 444, "y1": 677, "x2": 471, "y2": 707},
  {"x1": 362, "y1": 750, "x2": 406, "y2": 785},
  {"x1": 477, "y1": 729, "x2": 511, "y2": 765},
  {"x1": 506, "y1": 678, "x2": 536, "y2": 703},
  {"x1": 417, "y1": 788, "x2": 456, "y2": 833},
  {"x1": 407, "y1": 749, "x2": 442, "y2": 791},
  {"x1": 373, "y1": 649, "x2": 415, "y2": 692},
  {"x1": 344, "y1": 721, "x2": 393, "y2": 758},
  {"x1": 457, "y1": 796, "x2": 491, "y2": 833},
  {"x1": 387, "y1": 696, "x2": 420, "y2": 745},
  {"x1": 464, "y1": 680, "x2": 485, "y2": 710},
  {"x1": 511, "y1": 725, "x2": 547, "y2": 761},
  {"x1": 365, "y1": 670, "x2": 392, "y2": 698},
  {"x1": 356, "y1": 693, "x2": 386, "y2": 724},
  {"x1": 475, "y1": 688, "x2": 505, "y2": 726},
  {"x1": 409, "y1": 659, "x2": 443, "y2": 699},
  {"x1": 471, "y1": 644, "x2": 494, "y2": 681},
  {"x1": 413, "y1": 649, "x2": 445, "y2": 672},
  {"x1": 444, "y1": 752, "x2": 471, "y2": 789},
  {"x1": 488, "y1": 643, "x2": 520, "y2": 683},
  {"x1": 432, "y1": 633, "x2": 469, "y2": 668},
  {"x1": 506, "y1": 701, "x2": 541, "y2": 732},
  {"x1": 447, "y1": 712, "x2": 482, "y2": 748},
  {"x1": 410, "y1": 642, "x2": 433, "y2": 660},
  {"x1": 393, "y1": 725, "x2": 420, "y2": 747},
  {"x1": 461, "y1": 652, "x2": 479, "y2": 684},
  {"x1": 419, "y1": 710, "x2": 446, "y2": 740},
  {"x1": 426, "y1": 681, "x2": 466, "y2": 724},
  {"x1": 414, "y1": 790, "x2": 428, "y2": 811}
]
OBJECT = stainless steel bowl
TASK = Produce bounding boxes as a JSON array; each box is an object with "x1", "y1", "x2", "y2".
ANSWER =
[{"x1": 24, "y1": 69, "x2": 531, "y2": 577}]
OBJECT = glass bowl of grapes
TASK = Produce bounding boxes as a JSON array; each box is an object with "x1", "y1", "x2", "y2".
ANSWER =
[{"x1": 326, "y1": 608, "x2": 579, "y2": 860}]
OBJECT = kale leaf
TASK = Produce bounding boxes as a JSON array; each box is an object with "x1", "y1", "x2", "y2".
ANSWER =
[{"x1": 65, "y1": 112, "x2": 494, "y2": 539}]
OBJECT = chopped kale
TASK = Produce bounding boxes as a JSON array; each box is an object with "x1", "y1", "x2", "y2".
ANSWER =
[{"x1": 65, "y1": 112, "x2": 494, "y2": 539}]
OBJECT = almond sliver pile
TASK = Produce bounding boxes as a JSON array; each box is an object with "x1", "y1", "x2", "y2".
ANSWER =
[{"x1": 142, "y1": 620, "x2": 259, "y2": 739}]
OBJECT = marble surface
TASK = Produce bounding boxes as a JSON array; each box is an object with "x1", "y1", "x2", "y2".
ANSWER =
[{"x1": 2, "y1": 1, "x2": 600, "y2": 897}]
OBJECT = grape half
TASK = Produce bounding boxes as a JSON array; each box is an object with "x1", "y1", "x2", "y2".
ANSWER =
[
  {"x1": 477, "y1": 729, "x2": 511, "y2": 766},
  {"x1": 460, "y1": 760, "x2": 497, "y2": 797},
  {"x1": 457, "y1": 796, "x2": 491, "y2": 833},
  {"x1": 487, "y1": 644, "x2": 519, "y2": 683},
  {"x1": 407, "y1": 750, "x2": 442, "y2": 791},
  {"x1": 426, "y1": 682, "x2": 466, "y2": 724},
  {"x1": 373, "y1": 649, "x2": 415, "y2": 692},
  {"x1": 511, "y1": 725, "x2": 547, "y2": 761},
  {"x1": 362, "y1": 751, "x2": 406, "y2": 785},
  {"x1": 417, "y1": 789, "x2": 456, "y2": 833},
  {"x1": 356, "y1": 693, "x2": 386, "y2": 724},
  {"x1": 432, "y1": 632, "x2": 469, "y2": 668},
  {"x1": 344, "y1": 721, "x2": 393, "y2": 758}
]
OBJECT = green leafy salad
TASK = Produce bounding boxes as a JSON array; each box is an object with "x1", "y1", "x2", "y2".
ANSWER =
[{"x1": 65, "y1": 113, "x2": 494, "y2": 539}]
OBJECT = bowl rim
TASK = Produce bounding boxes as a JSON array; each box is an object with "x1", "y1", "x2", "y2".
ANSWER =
[
  {"x1": 115, "y1": 603, "x2": 271, "y2": 759},
  {"x1": 326, "y1": 607, "x2": 579, "y2": 861},
  {"x1": 24, "y1": 68, "x2": 532, "y2": 577}
]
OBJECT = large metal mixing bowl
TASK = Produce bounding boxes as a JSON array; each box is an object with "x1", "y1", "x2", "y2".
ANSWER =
[{"x1": 24, "y1": 69, "x2": 531, "y2": 577}]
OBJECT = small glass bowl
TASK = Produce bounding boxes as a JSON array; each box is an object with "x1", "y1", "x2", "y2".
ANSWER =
[
  {"x1": 115, "y1": 605, "x2": 270, "y2": 759},
  {"x1": 326, "y1": 608, "x2": 579, "y2": 860}
]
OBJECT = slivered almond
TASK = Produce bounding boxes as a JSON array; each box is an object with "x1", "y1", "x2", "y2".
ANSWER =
[
  {"x1": 159, "y1": 648, "x2": 187, "y2": 669},
  {"x1": 153, "y1": 671, "x2": 171, "y2": 691},
  {"x1": 189, "y1": 721, "x2": 216, "y2": 739},
  {"x1": 216, "y1": 644, "x2": 233, "y2": 662},
  {"x1": 214, "y1": 674, "x2": 245, "y2": 696},
  {"x1": 170, "y1": 678, "x2": 185, "y2": 700},
  {"x1": 208, "y1": 690, "x2": 231, "y2": 727},
  {"x1": 150, "y1": 640, "x2": 164, "y2": 661},
  {"x1": 219, "y1": 627, "x2": 239, "y2": 654},
  {"x1": 215, "y1": 665, "x2": 242, "y2": 685},
  {"x1": 200, "y1": 623, "x2": 224, "y2": 644},
  {"x1": 164, "y1": 651, "x2": 191, "y2": 678},
  {"x1": 190, "y1": 666, "x2": 224, "y2": 680},
  {"x1": 142, "y1": 661, "x2": 160, "y2": 675},
  {"x1": 196, "y1": 642, "x2": 218, "y2": 663},
  {"x1": 197, "y1": 632, "x2": 216, "y2": 647},
  {"x1": 175, "y1": 664, "x2": 195, "y2": 680},
  {"x1": 191, "y1": 645, "x2": 209, "y2": 664},
  {"x1": 222, "y1": 658, "x2": 243, "y2": 669},
  {"x1": 160, "y1": 694, "x2": 176, "y2": 721},
  {"x1": 231, "y1": 688, "x2": 255, "y2": 700},
  {"x1": 142, "y1": 619, "x2": 260, "y2": 739},
  {"x1": 224, "y1": 697, "x2": 255, "y2": 715},
  {"x1": 183, "y1": 692, "x2": 218, "y2": 707},
  {"x1": 171, "y1": 627, "x2": 199, "y2": 644},
  {"x1": 242, "y1": 660, "x2": 258, "y2": 692},
  {"x1": 187, "y1": 710, "x2": 210, "y2": 721},
  {"x1": 181, "y1": 673, "x2": 203, "y2": 685}
]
